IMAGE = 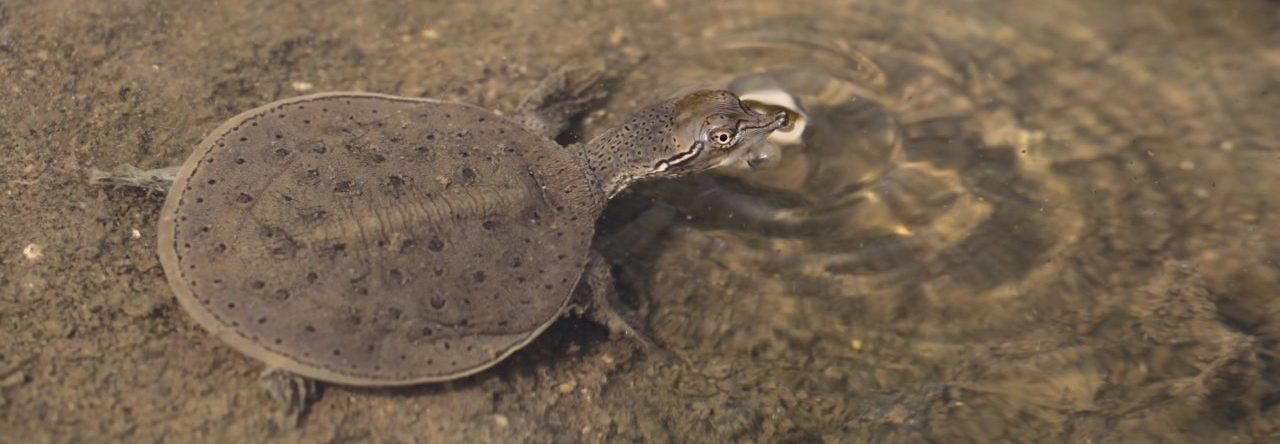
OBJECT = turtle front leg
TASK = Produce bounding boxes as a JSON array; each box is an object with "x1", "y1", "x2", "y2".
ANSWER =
[
  {"x1": 514, "y1": 61, "x2": 611, "y2": 139},
  {"x1": 572, "y1": 251, "x2": 662, "y2": 351},
  {"x1": 89, "y1": 164, "x2": 179, "y2": 194},
  {"x1": 258, "y1": 368, "x2": 320, "y2": 429}
]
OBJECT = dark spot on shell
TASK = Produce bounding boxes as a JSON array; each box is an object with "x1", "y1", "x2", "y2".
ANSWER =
[
  {"x1": 332, "y1": 349, "x2": 341, "y2": 356},
  {"x1": 430, "y1": 296, "x2": 446, "y2": 309},
  {"x1": 305, "y1": 325, "x2": 316, "y2": 333},
  {"x1": 427, "y1": 236, "x2": 444, "y2": 252},
  {"x1": 258, "y1": 317, "x2": 267, "y2": 324},
  {"x1": 306, "y1": 272, "x2": 318, "y2": 283}
]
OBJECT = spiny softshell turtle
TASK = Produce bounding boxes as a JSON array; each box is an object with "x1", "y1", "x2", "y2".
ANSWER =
[{"x1": 101, "y1": 68, "x2": 789, "y2": 389}]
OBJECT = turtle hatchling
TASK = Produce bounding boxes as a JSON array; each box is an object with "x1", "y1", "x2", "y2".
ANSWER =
[{"x1": 100, "y1": 67, "x2": 789, "y2": 389}]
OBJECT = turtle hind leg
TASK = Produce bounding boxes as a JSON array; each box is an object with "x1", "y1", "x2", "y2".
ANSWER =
[
  {"x1": 258, "y1": 368, "x2": 320, "y2": 429},
  {"x1": 89, "y1": 164, "x2": 179, "y2": 195},
  {"x1": 514, "y1": 61, "x2": 611, "y2": 140}
]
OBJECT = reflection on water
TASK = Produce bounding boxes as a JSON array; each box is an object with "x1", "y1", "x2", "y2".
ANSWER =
[{"x1": 589, "y1": 2, "x2": 1279, "y2": 441}]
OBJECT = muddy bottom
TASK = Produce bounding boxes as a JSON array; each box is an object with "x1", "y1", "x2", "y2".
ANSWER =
[{"x1": 2, "y1": 0, "x2": 1279, "y2": 442}]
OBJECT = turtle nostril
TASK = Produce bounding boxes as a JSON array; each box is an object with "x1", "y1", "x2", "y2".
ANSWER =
[{"x1": 772, "y1": 111, "x2": 792, "y2": 131}]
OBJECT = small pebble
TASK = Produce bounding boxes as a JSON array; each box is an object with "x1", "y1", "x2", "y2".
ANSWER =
[
  {"x1": 557, "y1": 381, "x2": 576, "y2": 394},
  {"x1": 850, "y1": 339, "x2": 863, "y2": 351},
  {"x1": 420, "y1": 28, "x2": 440, "y2": 40},
  {"x1": 291, "y1": 81, "x2": 314, "y2": 92},
  {"x1": 23, "y1": 243, "x2": 42, "y2": 261},
  {"x1": 130, "y1": 229, "x2": 142, "y2": 239},
  {"x1": 493, "y1": 414, "x2": 509, "y2": 428},
  {"x1": 1, "y1": 371, "x2": 25, "y2": 388},
  {"x1": 608, "y1": 27, "x2": 627, "y2": 46}
]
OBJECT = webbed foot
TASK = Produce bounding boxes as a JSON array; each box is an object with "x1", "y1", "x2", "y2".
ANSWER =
[
  {"x1": 515, "y1": 61, "x2": 611, "y2": 139},
  {"x1": 573, "y1": 251, "x2": 688, "y2": 364},
  {"x1": 258, "y1": 368, "x2": 319, "y2": 429},
  {"x1": 89, "y1": 165, "x2": 178, "y2": 195}
]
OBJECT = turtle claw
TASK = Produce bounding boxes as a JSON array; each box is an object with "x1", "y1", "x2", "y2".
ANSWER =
[{"x1": 258, "y1": 368, "x2": 319, "y2": 429}]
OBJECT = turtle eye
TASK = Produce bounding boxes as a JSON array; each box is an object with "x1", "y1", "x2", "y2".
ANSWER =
[{"x1": 710, "y1": 129, "x2": 735, "y2": 146}]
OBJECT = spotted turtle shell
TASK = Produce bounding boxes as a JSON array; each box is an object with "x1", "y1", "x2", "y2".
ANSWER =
[{"x1": 158, "y1": 93, "x2": 600, "y2": 386}]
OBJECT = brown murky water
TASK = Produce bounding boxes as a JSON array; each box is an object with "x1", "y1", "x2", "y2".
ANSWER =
[{"x1": 2, "y1": 0, "x2": 1278, "y2": 442}]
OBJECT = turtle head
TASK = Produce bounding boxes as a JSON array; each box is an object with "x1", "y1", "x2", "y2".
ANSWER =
[
  {"x1": 581, "y1": 89, "x2": 790, "y2": 198},
  {"x1": 654, "y1": 90, "x2": 791, "y2": 175}
]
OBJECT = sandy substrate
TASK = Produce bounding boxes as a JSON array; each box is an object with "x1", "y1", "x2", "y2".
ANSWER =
[{"x1": 2, "y1": 0, "x2": 1279, "y2": 442}]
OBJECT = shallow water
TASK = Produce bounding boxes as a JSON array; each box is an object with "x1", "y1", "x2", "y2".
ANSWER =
[{"x1": 2, "y1": 0, "x2": 1277, "y2": 442}]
